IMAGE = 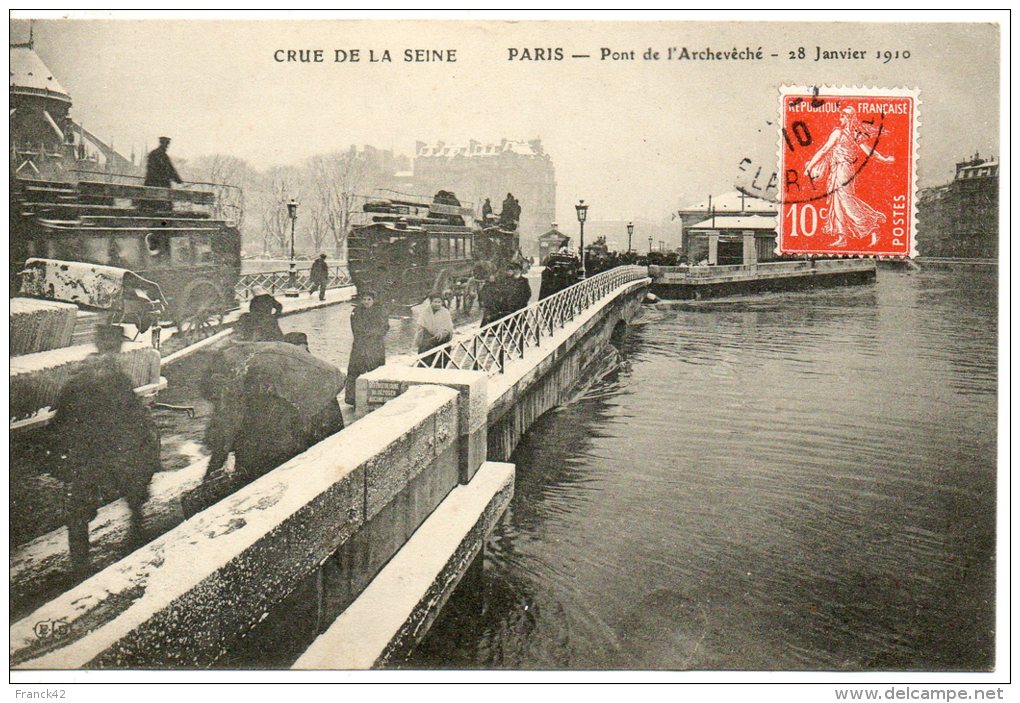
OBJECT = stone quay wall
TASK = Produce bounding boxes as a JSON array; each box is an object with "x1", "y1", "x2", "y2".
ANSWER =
[
  {"x1": 12, "y1": 269, "x2": 648, "y2": 670},
  {"x1": 11, "y1": 381, "x2": 506, "y2": 669}
]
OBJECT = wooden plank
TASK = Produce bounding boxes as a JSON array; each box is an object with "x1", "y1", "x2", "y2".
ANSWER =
[
  {"x1": 77, "y1": 180, "x2": 215, "y2": 205},
  {"x1": 38, "y1": 224, "x2": 223, "y2": 233}
]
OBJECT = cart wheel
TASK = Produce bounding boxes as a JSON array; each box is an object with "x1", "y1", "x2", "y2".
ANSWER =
[{"x1": 174, "y1": 280, "x2": 224, "y2": 334}]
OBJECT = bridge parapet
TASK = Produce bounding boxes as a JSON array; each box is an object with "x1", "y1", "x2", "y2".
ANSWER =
[
  {"x1": 409, "y1": 265, "x2": 649, "y2": 375},
  {"x1": 363, "y1": 265, "x2": 651, "y2": 461},
  {"x1": 11, "y1": 383, "x2": 512, "y2": 669}
]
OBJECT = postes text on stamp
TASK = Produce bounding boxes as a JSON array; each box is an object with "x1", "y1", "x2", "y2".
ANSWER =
[{"x1": 778, "y1": 86, "x2": 919, "y2": 258}]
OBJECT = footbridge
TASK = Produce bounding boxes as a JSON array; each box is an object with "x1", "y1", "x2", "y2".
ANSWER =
[{"x1": 11, "y1": 266, "x2": 651, "y2": 671}]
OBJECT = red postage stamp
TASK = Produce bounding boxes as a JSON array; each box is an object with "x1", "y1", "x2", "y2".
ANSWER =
[{"x1": 777, "y1": 86, "x2": 919, "y2": 258}]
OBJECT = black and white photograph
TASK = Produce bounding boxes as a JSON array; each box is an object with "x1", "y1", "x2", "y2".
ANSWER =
[{"x1": 7, "y1": 10, "x2": 1008, "y2": 695}]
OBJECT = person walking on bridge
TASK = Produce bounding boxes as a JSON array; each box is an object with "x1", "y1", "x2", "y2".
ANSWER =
[
  {"x1": 309, "y1": 254, "x2": 329, "y2": 301},
  {"x1": 505, "y1": 262, "x2": 533, "y2": 314},
  {"x1": 48, "y1": 325, "x2": 160, "y2": 574}
]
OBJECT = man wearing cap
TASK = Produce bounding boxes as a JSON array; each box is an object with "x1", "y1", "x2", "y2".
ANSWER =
[
  {"x1": 145, "y1": 137, "x2": 183, "y2": 188},
  {"x1": 144, "y1": 137, "x2": 182, "y2": 212},
  {"x1": 309, "y1": 254, "x2": 329, "y2": 301}
]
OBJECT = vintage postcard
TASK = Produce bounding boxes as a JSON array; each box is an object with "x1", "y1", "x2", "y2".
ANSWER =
[{"x1": 7, "y1": 10, "x2": 1006, "y2": 694}]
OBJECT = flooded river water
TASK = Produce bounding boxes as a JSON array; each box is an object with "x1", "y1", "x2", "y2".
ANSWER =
[{"x1": 407, "y1": 267, "x2": 998, "y2": 670}]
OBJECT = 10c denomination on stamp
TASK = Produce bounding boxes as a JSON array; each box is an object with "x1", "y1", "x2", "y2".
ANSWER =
[{"x1": 777, "y1": 85, "x2": 919, "y2": 258}]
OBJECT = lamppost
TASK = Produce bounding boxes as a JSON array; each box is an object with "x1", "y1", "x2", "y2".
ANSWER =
[
  {"x1": 627, "y1": 221, "x2": 634, "y2": 253},
  {"x1": 648, "y1": 234, "x2": 654, "y2": 255},
  {"x1": 286, "y1": 198, "x2": 299, "y2": 297},
  {"x1": 575, "y1": 199, "x2": 589, "y2": 279}
]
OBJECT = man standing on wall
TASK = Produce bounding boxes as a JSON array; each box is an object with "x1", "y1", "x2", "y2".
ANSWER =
[{"x1": 144, "y1": 136, "x2": 183, "y2": 212}]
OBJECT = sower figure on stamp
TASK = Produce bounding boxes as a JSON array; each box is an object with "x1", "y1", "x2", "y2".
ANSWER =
[
  {"x1": 804, "y1": 106, "x2": 894, "y2": 248},
  {"x1": 48, "y1": 325, "x2": 160, "y2": 574},
  {"x1": 309, "y1": 253, "x2": 329, "y2": 301},
  {"x1": 345, "y1": 290, "x2": 389, "y2": 406}
]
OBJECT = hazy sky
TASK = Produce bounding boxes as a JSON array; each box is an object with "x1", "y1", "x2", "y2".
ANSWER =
[{"x1": 12, "y1": 18, "x2": 1000, "y2": 225}]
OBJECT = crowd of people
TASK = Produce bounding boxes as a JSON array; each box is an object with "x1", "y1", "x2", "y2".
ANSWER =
[
  {"x1": 42, "y1": 246, "x2": 543, "y2": 574},
  {"x1": 477, "y1": 261, "x2": 533, "y2": 326}
]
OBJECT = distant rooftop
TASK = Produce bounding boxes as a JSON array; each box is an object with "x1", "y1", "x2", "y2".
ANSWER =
[
  {"x1": 416, "y1": 138, "x2": 546, "y2": 159},
  {"x1": 680, "y1": 190, "x2": 776, "y2": 214},
  {"x1": 689, "y1": 214, "x2": 778, "y2": 231},
  {"x1": 9, "y1": 44, "x2": 71, "y2": 102}
]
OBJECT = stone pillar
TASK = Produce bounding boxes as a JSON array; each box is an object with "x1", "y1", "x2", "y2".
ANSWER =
[
  {"x1": 707, "y1": 232, "x2": 719, "y2": 265},
  {"x1": 742, "y1": 230, "x2": 758, "y2": 268},
  {"x1": 358, "y1": 365, "x2": 489, "y2": 484}
]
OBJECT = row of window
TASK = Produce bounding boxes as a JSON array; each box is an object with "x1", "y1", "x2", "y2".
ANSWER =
[
  {"x1": 30, "y1": 233, "x2": 216, "y2": 269},
  {"x1": 429, "y1": 235, "x2": 474, "y2": 261},
  {"x1": 961, "y1": 167, "x2": 997, "y2": 179}
]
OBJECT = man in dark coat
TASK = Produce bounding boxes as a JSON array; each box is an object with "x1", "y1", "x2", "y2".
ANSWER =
[
  {"x1": 201, "y1": 343, "x2": 346, "y2": 490},
  {"x1": 481, "y1": 198, "x2": 493, "y2": 221},
  {"x1": 48, "y1": 325, "x2": 160, "y2": 574},
  {"x1": 505, "y1": 262, "x2": 532, "y2": 314},
  {"x1": 345, "y1": 291, "x2": 389, "y2": 406},
  {"x1": 235, "y1": 293, "x2": 285, "y2": 342},
  {"x1": 309, "y1": 254, "x2": 329, "y2": 301},
  {"x1": 143, "y1": 137, "x2": 183, "y2": 212},
  {"x1": 540, "y1": 255, "x2": 579, "y2": 300},
  {"x1": 145, "y1": 137, "x2": 182, "y2": 188},
  {"x1": 478, "y1": 271, "x2": 505, "y2": 326},
  {"x1": 500, "y1": 193, "x2": 518, "y2": 229}
]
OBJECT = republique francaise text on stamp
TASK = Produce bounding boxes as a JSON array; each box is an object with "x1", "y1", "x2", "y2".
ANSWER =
[{"x1": 777, "y1": 86, "x2": 919, "y2": 258}]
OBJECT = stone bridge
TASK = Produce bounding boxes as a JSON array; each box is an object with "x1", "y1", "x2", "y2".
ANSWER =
[{"x1": 10, "y1": 266, "x2": 651, "y2": 671}]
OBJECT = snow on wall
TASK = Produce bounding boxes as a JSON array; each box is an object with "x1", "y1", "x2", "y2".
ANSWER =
[{"x1": 11, "y1": 384, "x2": 459, "y2": 669}]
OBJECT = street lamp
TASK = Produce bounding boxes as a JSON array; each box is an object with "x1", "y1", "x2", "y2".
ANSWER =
[
  {"x1": 575, "y1": 199, "x2": 589, "y2": 279},
  {"x1": 626, "y1": 221, "x2": 634, "y2": 253},
  {"x1": 286, "y1": 198, "x2": 299, "y2": 297},
  {"x1": 648, "y1": 234, "x2": 653, "y2": 255}
]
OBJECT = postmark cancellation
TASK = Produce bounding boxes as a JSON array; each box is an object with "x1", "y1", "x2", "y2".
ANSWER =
[{"x1": 777, "y1": 85, "x2": 920, "y2": 258}]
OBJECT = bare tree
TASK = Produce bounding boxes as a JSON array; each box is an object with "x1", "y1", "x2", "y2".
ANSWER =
[
  {"x1": 179, "y1": 154, "x2": 254, "y2": 229},
  {"x1": 309, "y1": 149, "x2": 368, "y2": 258},
  {"x1": 255, "y1": 169, "x2": 299, "y2": 256},
  {"x1": 306, "y1": 197, "x2": 330, "y2": 255}
]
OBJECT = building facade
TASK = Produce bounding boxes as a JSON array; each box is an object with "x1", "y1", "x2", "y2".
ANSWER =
[
  {"x1": 411, "y1": 139, "x2": 556, "y2": 257},
  {"x1": 676, "y1": 191, "x2": 776, "y2": 263},
  {"x1": 537, "y1": 225, "x2": 571, "y2": 263},
  {"x1": 916, "y1": 154, "x2": 999, "y2": 259}
]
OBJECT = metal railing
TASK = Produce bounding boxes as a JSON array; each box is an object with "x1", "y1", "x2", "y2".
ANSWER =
[
  {"x1": 655, "y1": 259, "x2": 876, "y2": 280},
  {"x1": 235, "y1": 267, "x2": 353, "y2": 300},
  {"x1": 410, "y1": 265, "x2": 650, "y2": 375}
]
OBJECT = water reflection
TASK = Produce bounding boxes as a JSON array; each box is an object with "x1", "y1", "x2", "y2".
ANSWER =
[{"x1": 408, "y1": 268, "x2": 997, "y2": 671}]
